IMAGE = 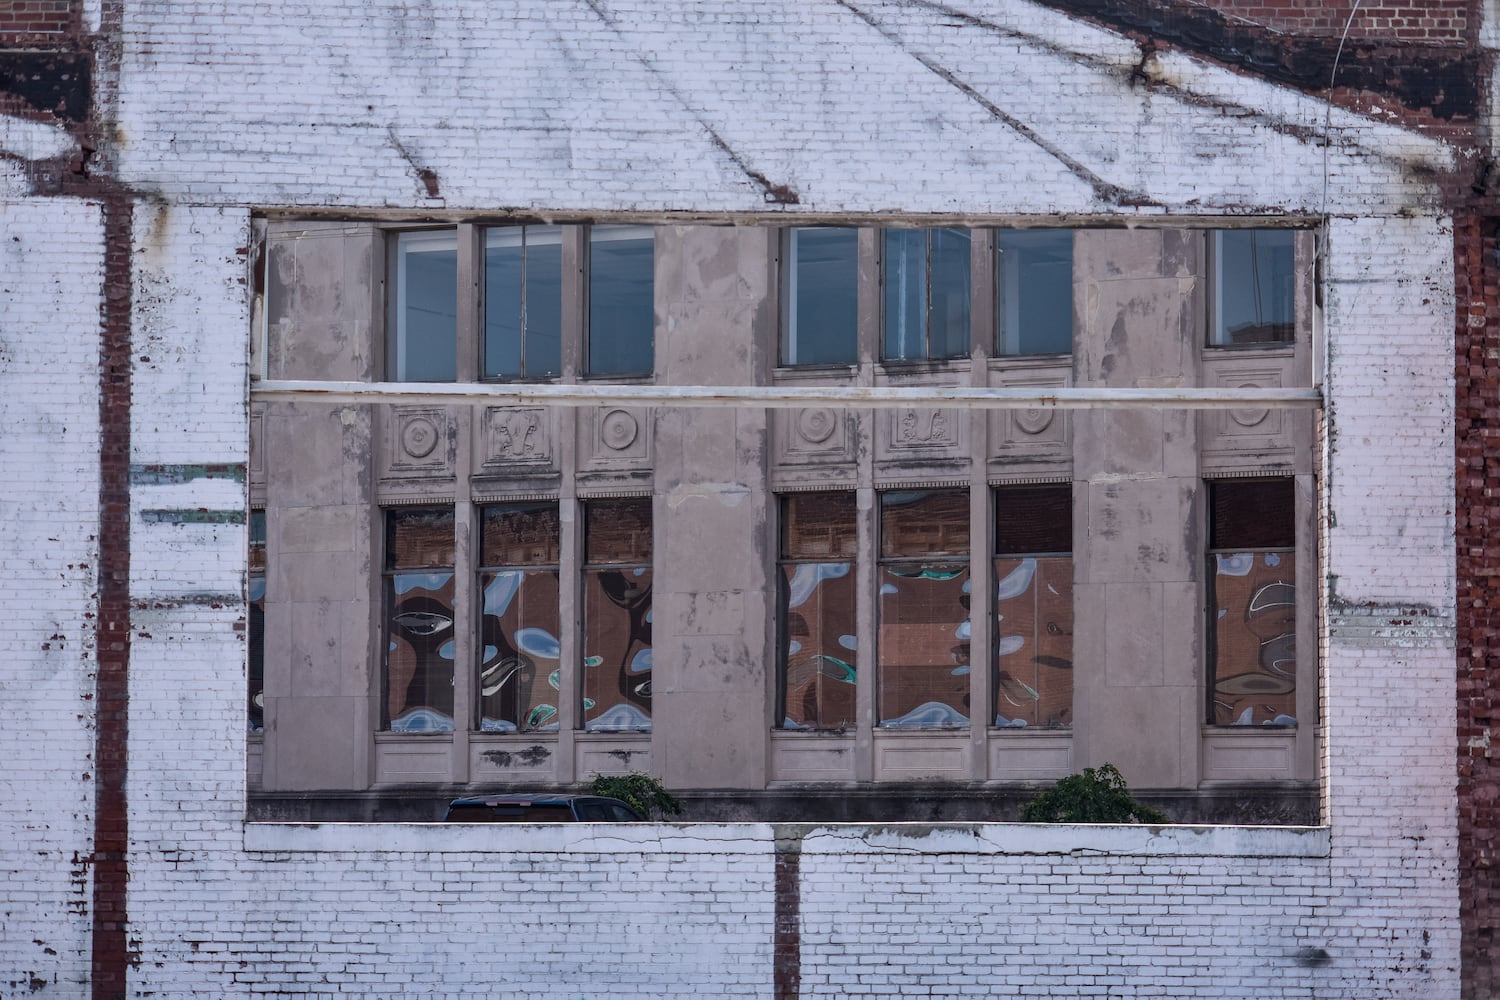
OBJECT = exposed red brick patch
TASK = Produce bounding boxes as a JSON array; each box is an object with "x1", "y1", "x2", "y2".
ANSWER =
[
  {"x1": 774, "y1": 847, "x2": 801, "y2": 1000},
  {"x1": 90, "y1": 192, "x2": 132, "y2": 1000},
  {"x1": 1456, "y1": 213, "x2": 1500, "y2": 1000}
]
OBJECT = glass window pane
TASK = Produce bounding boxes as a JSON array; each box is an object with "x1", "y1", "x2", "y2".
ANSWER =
[
  {"x1": 385, "y1": 507, "x2": 455, "y2": 569},
  {"x1": 1209, "y1": 550, "x2": 1296, "y2": 726},
  {"x1": 929, "y1": 228, "x2": 971, "y2": 359},
  {"x1": 384, "y1": 570, "x2": 456, "y2": 731},
  {"x1": 1209, "y1": 479, "x2": 1295, "y2": 549},
  {"x1": 478, "y1": 569, "x2": 562, "y2": 732},
  {"x1": 994, "y1": 556, "x2": 1072, "y2": 729},
  {"x1": 786, "y1": 227, "x2": 857, "y2": 365},
  {"x1": 525, "y1": 228, "x2": 563, "y2": 377},
  {"x1": 480, "y1": 503, "x2": 560, "y2": 566},
  {"x1": 1212, "y1": 230, "x2": 1295, "y2": 346},
  {"x1": 877, "y1": 563, "x2": 970, "y2": 727},
  {"x1": 883, "y1": 229, "x2": 926, "y2": 361},
  {"x1": 995, "y1": 485, "x2": 1072, "y2": 554},
  {"x1": 997, "y1": 230, "x2": 1073, "y2": 356},
  {"x1": 587, "y1": 225, "x2": 654, "y2": 376},
  {"x1": 483, "y1": 227, "x2": 524, "y2": 378},
  {"x1": 582, "y1": 567, "x2": 653, "y2": 730},
  {"x1": 781, "y1": 492, "x2": 858, "y2": 560},
  {"x1": 780, "y1": 562, "x2": 856, "y2": 729},
  {"x1": 881, "y1": 490, "x2": 969, "y2": 558},
  {"x1": 391, "y1": 230, "x2": 457, "y2": 381},
  {"x1": 584, "y1": 498, "x2": 653, "y2": 564}
]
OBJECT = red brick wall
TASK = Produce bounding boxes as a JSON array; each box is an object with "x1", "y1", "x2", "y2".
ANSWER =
[
  {"x1": 0, "y1": 0, "x2": 76, "y2": 43},
  {"x1": 1197, "y1": 0, "x2": 1471, "y2": 40},
  {"x1": 1456, "y1": 214, "x2": 1500, "y2": 1000}
]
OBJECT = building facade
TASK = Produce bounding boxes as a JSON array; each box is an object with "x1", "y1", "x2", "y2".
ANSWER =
[{"x1": 0, "y1": 1, "x2": 1492, "y2": 996}]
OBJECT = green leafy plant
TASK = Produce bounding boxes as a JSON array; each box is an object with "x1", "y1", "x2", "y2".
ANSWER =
[
  {"x1": 588, "y1": 771, "x2": 683, "y2": 820},
  {"x1": 1019, "y1": 763, "x2": 1170, "y2": 824}
]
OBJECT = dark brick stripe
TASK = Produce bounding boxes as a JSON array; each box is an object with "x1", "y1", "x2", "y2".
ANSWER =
[
  {"x1": 91, "y1": 194, "x2": 132, "y2": 1000},
  {"x1": 773, "y1": 847, "x2": 801, "y2": 1000},
  {"x1": 1456, "y1": 214, "x2": 1500, "y2": 1000}
]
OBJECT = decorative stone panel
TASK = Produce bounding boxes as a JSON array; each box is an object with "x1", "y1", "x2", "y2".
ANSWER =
[
  {"x1": 479, "y1": 406, "x2": 557, "y2": 474},
  {"x1": 1199, "y1": 355, "x2": 1297, "y2": 469},
  {"x1": 772, "y1": 406, "x2": 856, "y2": 467},
  {"x1": 875, "y1": 407, "x2": 967, "y2": 464},
  {"x1": 578, "y1": 406, "x2": 652, "y2": 472},
  {"x1": 381, "y1": 405, "x2": 455, "y2": 480},
  {"x1": 988, "y1": 368, "x2": 1072, "y2": 467}
]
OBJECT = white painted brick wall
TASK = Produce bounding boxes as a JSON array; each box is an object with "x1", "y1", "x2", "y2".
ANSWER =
[
  {"x1": 0, "y1": 0, "x2": 1462, "y2": 996},
  {"x1": 0, "y1": 198, "x2": 104, "y2": 997}
]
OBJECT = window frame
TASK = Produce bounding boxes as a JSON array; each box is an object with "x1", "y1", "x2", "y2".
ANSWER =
[
  {"x1": 475, "y1": 502, "x2": 564, "y2": 734},
  {"x1": 991, "y1": 484, "x2": 1073, "y2": 731},
  {"x1": 875, "y1": 489, "x2": 972, "y2": 730},
  {"x1": 583, "y1": 224, "x2": 656, "y2": 378},
  {"x1": 776, "y1": 491, "x2": 860, "y2": 732},
  {"x1": 380, "y1": 505, "x2": 459, "y2": 734},
  {"x1": 1206, "y1": 229, "x2": 1297, "y2": 349},
  {"x1": 1204, "y1": 477, "x2": 1298, "y2": 728},
  {"x1": 580, "y1": 497, "x2": 655, "y2": 732},
  {"x1": 481, "y1": 224, "x2": 565, "y2": 382},
  {"x1": 994, "y1": 228, "x2": 1074, "y2": 358},
  {"x1": 881, "y1": 227, "x2": 973, "y2": 363},
  {"x1": 386, "y1": 228, "x2": 460, "y2": 383},
  {"x1": 781, "y1": 225, "x2": 860, "y2": 368}
]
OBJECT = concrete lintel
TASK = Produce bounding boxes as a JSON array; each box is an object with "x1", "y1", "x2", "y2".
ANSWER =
[
  {"x1": 252, "y1": 380, "x2": 1322, "y2": 411},
  {"x1": 244, "y1": 820, "x2": 1330, "y2": 857}
]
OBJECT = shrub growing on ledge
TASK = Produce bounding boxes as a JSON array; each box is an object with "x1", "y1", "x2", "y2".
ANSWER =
[
  {"x1": 1020, "y1": 763, "x2": 1170, "y2": 824},
  {"x1": 588, "y1": 771, "x2": 684, "y2": 820}
]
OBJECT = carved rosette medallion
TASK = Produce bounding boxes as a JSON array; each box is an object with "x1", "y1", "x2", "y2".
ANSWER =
[
  {"x1": 388, "y1": 407, "x2": 451, "y2": 474},
  {"x1": 1014, "y1": 408, "x2": 1054, "y2": 436},
  {"x1": 796, "y1": 407, "x2": 837, "y2": 445},
  {"x1": 1229, "y1": 383, "x2": 1270, "y2": 428},
  {"x1": 601, "y1": 409, "x2": 639, "y2": 451},
  {"x1": 581, "y1": 407, "x2": 650, "y2": 469},
  {"x1": 401, "y1": 416, "x2": 439, "y2": 458}
]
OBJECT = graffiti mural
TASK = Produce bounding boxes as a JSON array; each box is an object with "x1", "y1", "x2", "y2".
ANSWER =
[
  {"x1": 780, "y1": 562, "x2": 856, "y2": 729},
  {"x1": 877, "y1": 490, "x2": 971, "y2": 728},
  {"x1": 582, "y1": 499, "x2": 653, "y2": 730},
  {"x1": 993, "y1": 555, "x2": 1073, "y2": 728},
  {"x1": 383, "y1": 507, "x2": 457, "y2": 732},
  {"x1": 1210, "y1": 551, "x2": 1297, "y2": 726}
]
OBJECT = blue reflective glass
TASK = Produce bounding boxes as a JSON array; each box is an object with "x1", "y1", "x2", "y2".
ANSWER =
[
  {"x1": 787, "y1": 227, "x2": 857, "y2": 365},
  {"x1": 997, "y1": 230, "x2": 1073, "y2": 356},
  {"x1": 587, "y1": 226, "x2": 654, "y2": 376},
  {"x1": 485, "y1": 226, "x2": 562, "y2": 379},
  {"x1": 1212, "y1": 230, "x2": 1295, "y2": 346},
  {"x1": 392, "y1": 231, "x2": 457, "y2": 381}
]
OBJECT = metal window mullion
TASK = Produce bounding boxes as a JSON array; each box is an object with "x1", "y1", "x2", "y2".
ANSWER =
[
  {"x1": 923, "y1": 229, "x2": 934, "y2": 360},
  {"x1": 518, "y1": 226, "x2": 528, "y2": 379}
]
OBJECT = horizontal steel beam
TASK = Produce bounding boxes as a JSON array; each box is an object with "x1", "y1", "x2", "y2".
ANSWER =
[{"x1": 251, "y1": 380, "x2": 1322, "y2": 410}]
